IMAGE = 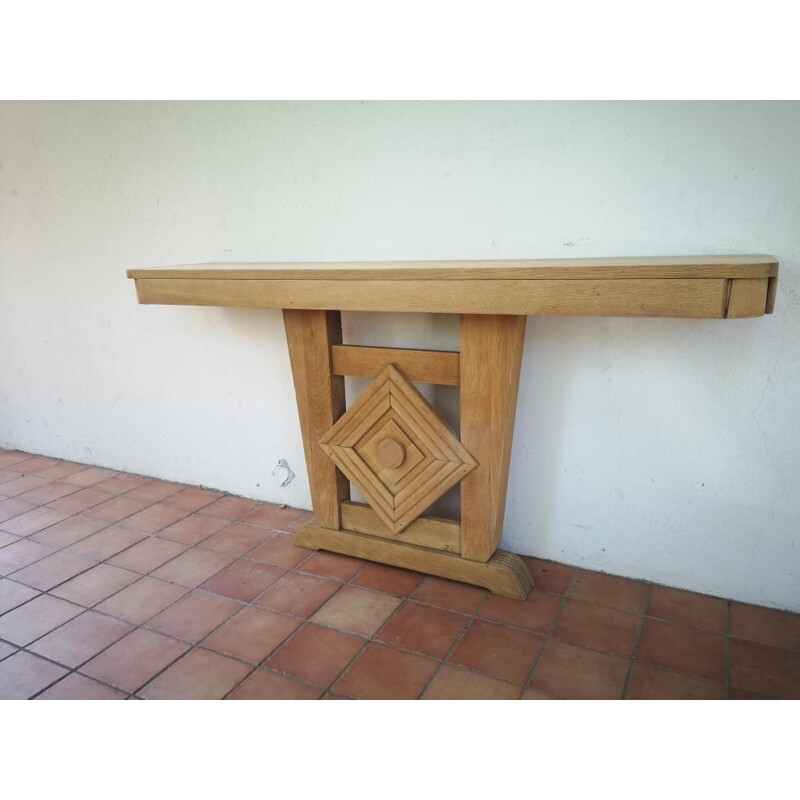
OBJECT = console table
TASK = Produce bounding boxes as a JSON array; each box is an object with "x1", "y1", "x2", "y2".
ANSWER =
[{"x1": 128, "y1": 255, "x2": 778, "y2": 599}]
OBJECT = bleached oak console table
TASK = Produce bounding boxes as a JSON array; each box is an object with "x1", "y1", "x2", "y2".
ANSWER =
[{"x1": 128, "y1": 255, "x2": 778, "y2": 599}]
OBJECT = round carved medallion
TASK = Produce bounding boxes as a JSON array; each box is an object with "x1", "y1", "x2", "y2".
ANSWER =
[{"x1": 376, "y1": 437, "x2": 406, "y2": 469}]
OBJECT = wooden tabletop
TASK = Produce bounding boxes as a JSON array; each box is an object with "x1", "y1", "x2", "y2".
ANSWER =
[
  {"x1": 129, "y1": 254, "x2": 777, "y2": 281},
  {"x1": 128, "y1": 255, "x2": 778, "y2": 318}
]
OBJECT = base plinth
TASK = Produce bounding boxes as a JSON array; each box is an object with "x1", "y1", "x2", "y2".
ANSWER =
[{"x1": 295, "y1": 523, "x2": 534, "y2": 600}]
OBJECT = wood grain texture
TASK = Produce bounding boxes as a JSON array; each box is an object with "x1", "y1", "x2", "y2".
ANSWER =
[
  {"x1": 134, "y1": 277, "x2": 730, "y2": 318},
  {"x1": 726, "y1": 278, "x2": 769, "y2": 318},
  {"x1": 460, "y1": 315, "x2": 527, "y2": 562},
  {"x1": 128, "y1": 254, "x2": 778, "y2": 281},
  {"x1": 332, "y1": 345, "x2": 460, "y2": 385},
  {"x1": 295, "y1": 523, "x2": 533, "y2": 599},
  {"x1": 340, "y1": 500, "x2": 461, "y2": 553},
  {"x1": 283, "y1": 309, "x2": 349, "y2": 529},
  {"x1": 319, "y1": 364, "x2": 476, "y2": 534}
]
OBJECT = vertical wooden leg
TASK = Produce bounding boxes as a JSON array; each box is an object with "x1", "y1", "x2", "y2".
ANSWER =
[
  {"x1": 460, "y1": 314, "x2": 527, "y2": 562},
  {"x1": 283, "y1": 309, "x2": 349, "y2": 529}
]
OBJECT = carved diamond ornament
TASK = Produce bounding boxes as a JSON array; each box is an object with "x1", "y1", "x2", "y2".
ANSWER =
[{"x1": 320, "y1": 364, "x2": 477, "y2": 534}]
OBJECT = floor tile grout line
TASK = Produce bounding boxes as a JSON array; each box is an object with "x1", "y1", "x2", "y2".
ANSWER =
[
  {"x1": 66, "y1": 486, "x2": 231, "y2": 539},
  {"x1": 0, "y1": 497, "x2": 175, "y2": 574},
  {"x1": 1, "y1": 467, "x2": 99, "y2": 485},
  {"x1": 27, "y1": 668, "x2": 86, "y2": 700},
  {"x1": 79, "y1": 624, "x2": 258, "y2": 698},
  {"x1": 140, "y1": 595, "x2": 246, "y2": 646},
  {"x1": 226, "y1": 664, "x2": 329, "y2": 699},
  {"x1": 239, "y1": 578, "x2": 369, "y2": 698},
  {"x1": 635, "y1": 611, "x2": 730, "y2": 638},
  {"x1": 9, "y1": 595, "x2": 193, "y2": 687},
  {"x1": 27, "y1": 651, "x2": 133, "y2": 699},
  {"x1": 135, "y1": 604, "x2": 273, "y2": 699},
  {"x1": 246, "y1": 554, "x2": 373, "y2": 675},
  {"x1": 4, "y1": 525, "x2": 320, "y2": 635},
  {"x1": 1, "y1": 549, "x2": 98, "y2": 589},
  {"x1": 332, "y1": 589, "x2": 421, "y2": 696},
  {"x1": 468, "y1": 587, "x2": 736, "y2": 639},
  {"x1": 166, "y1": 568, "x2": 317, "y2": 659},
  {"x1": 3, "y1": 516, "x2": 220, "y2": 614},
  {"x1": 416, "y1": 588, "x2": 491, "y2": 699},
  {"x1": 84, "y1": 548, "x2": 266, "y2": 633},
  {"x1": 1, "y1": 517, "x2": 112, "y2": 559},
  {"x1": 333, "y1": 600, "x2": 433, "y2": 699},
  {"x1": 0, "y1": 644, "x2": 19, "y2": 663},
  {"x1": 1, "y1": 477, "x2": 90, "y2": 513},
  {"x1": 219, "y1": 640, "x2": 320, "y2": 700},
  {"x1": 3, "y1": 567, "x2": 180, "y2": 701},
  {"x1": 73, "y1": 521, "x2": 298, "y2": 619},
  {"x1": 318, "y1": 550, "x2": 418, "y2": 699},
  {"x1": 416, "y1": 627, "x2": 470, "y2": 699},
  {"x1": 518, "y1": 574, "x2": 576, "y2": 699},
  {"x1": 547, "y1": 630, "x2": 643, "y2": 662},
  {"x1": 134, "y1": 518, "x2": 308, "y2": 581},
  {"x1": 99, "y1": 523, "x2": 289, "y2": 582},
  {"x1": 18, "y1": 546, "x2": 296, "y2": 699},
  {"x1": 16, "y1": 516, "x2": 159, "y2": 578},
  {"x1": 142, "y1": 525, "x2": 272, "y2": 562},
  {"x1": 257, "y1": 562, "x2": 429, "y2": 698},
  {"x1": 0, "y1": 475, "x2": 92, "y2": 502},
  {"x1": 621, "y1": 584, "x2": 652, "y2": 699},
  {"x1": 0, "y1": 525, "x2": 295, "y2": 681},
  {"x1": 103, "y1": 638, "x2": 199, "y2": 698}
]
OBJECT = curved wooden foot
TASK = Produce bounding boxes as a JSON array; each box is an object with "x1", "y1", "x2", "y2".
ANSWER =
[{"x1": 295, "y1": 523, "x2": 534, "y2": 600}]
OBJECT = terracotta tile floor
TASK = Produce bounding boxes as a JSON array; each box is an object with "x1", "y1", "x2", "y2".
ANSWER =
[{"x1": 1, "y1": 447, "x2": 799, "y2": 700}]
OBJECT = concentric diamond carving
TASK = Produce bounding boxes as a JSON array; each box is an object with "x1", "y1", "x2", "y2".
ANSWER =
[{"x1": 319, "y1": 364, "x2": 477, "y2": 534}]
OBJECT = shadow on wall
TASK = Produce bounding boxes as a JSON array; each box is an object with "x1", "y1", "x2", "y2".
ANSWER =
[{"x1": 503, "y1": 303, "x2": 791, "y2": 559}]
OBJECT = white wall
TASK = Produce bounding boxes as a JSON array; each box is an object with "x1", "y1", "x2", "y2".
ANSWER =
[{"x1": 1, "y1": 101, "x2": 798, "y2": 610}]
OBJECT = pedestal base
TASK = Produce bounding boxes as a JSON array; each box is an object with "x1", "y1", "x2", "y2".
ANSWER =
[{"x1": 295, "y1": 523, "x2": 534, "y2": 600}]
